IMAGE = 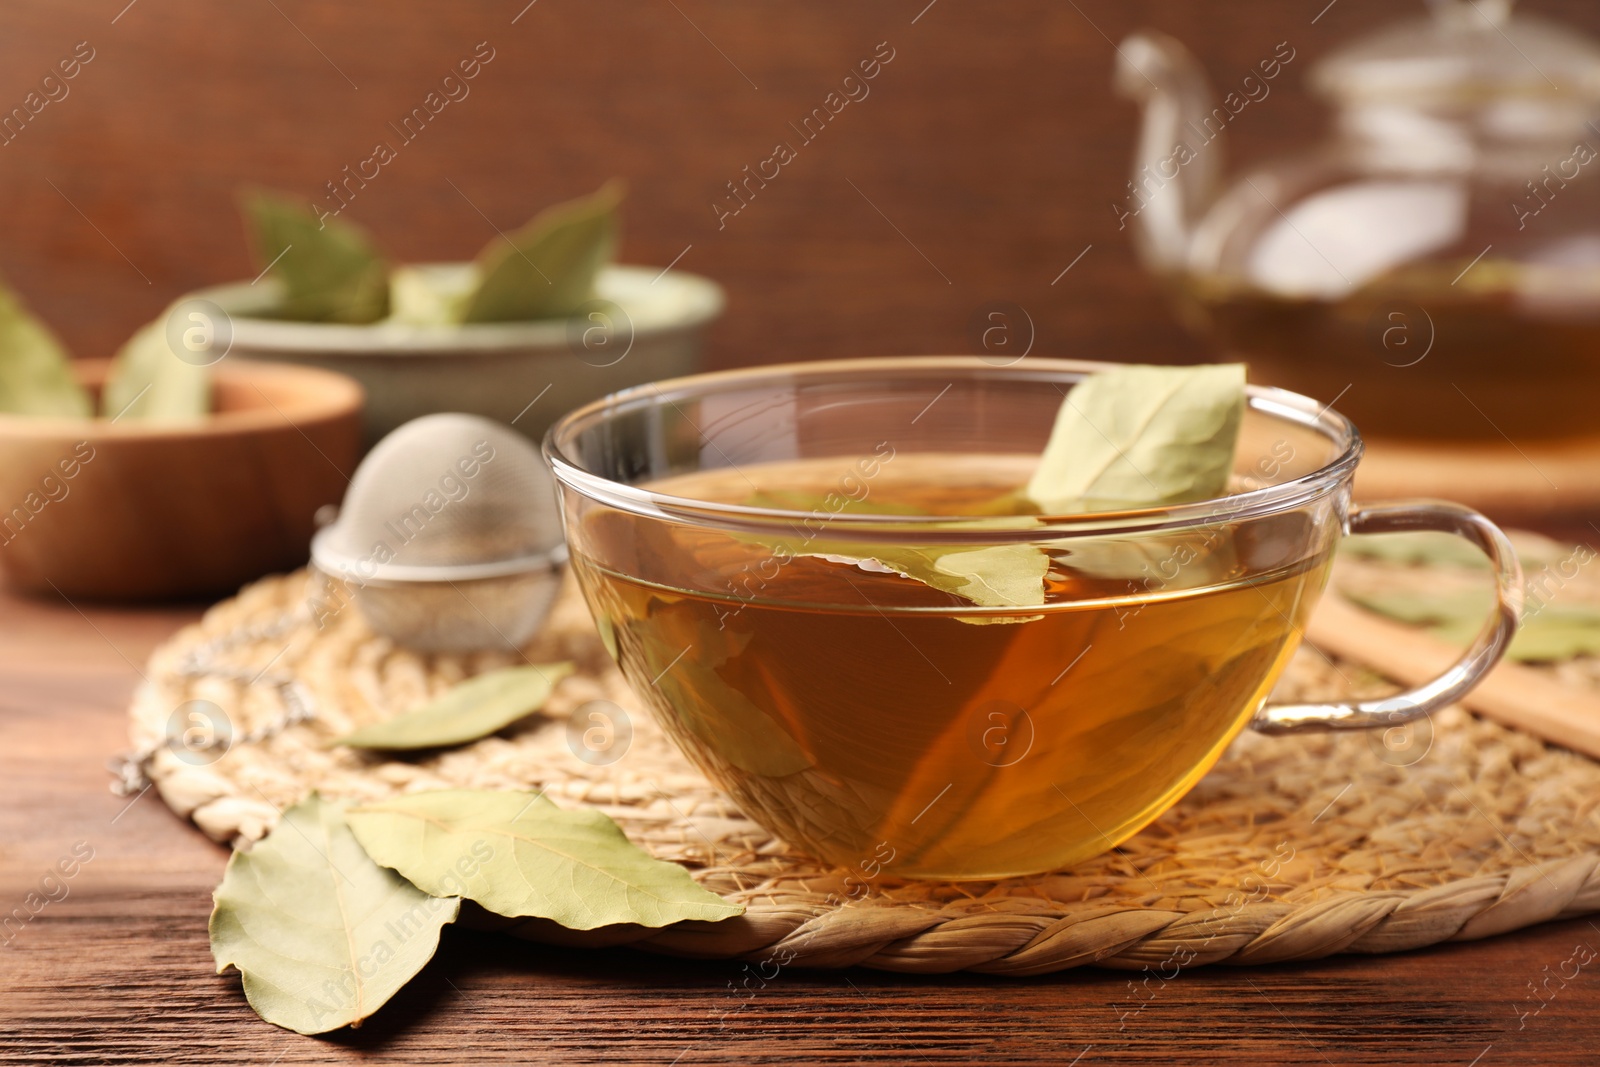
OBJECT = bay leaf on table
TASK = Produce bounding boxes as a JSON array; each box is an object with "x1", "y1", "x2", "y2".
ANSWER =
[
  {"x1": 333, "y1": 662, "x2": 574, "y2": 750},
  {"x1": 1341, "y1": 582, "x2": 1600, "y2": 663},
  {"x1": 1339, "y1": 530, "x2": 1491, "y2": 571},
  {"x1": 460, "y1": 180, "x2": 623, "y2": 323},
  {"x1": 0, "y1": 277, "x2": 91, "y2": 417},
  {"x1": 209, "y1": 793, "x2": 460, "y2": 1035},
  {"x1": 1341, "y1": 529, "x2": 1568, "y2": 572},
  {"x1": 1495, "y1": 607, "x2": 1600, "y2": 662},
  {"x1": 1025, "y1": 362, "x2": 1246, "y2": 513},
  {"x1": 346, "y1": 789, "x2": 744, "y2": 930},
  {"x1": 100, "y1": 315, "x2": 211, "y2": 422},
  {"x1": 241, "y1": 189, "x2": 390, "y2": 324}
]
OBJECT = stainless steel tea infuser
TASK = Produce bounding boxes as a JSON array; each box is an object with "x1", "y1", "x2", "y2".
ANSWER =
[{"x1": 311, "y1": 413, "x2": 568, "y2": 653}]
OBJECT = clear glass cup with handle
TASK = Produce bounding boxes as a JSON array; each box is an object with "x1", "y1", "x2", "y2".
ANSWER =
[{"x1": 545, "y1": 357, "x2": 1521, "y2": 879}]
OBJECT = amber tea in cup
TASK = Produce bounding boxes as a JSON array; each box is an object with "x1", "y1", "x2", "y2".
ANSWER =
[{"x1": 546, "y1": 358, "x2": 1520, "y2": 879}]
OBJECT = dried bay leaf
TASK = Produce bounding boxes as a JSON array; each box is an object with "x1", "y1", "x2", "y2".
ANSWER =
[
  {"x1": 805, "y1": 543, "x2": 1049, "y2": 619},
  {"x1": 1498, "y1": 609, "x2": 1600, "y2": 662},
  {"x1": 333, "y1": 662, "x2": 574, "y2": 750},
  {"x1": 1340, "y1": 530, "x2": 1491, "y2": 571},
  {"x1": 931, "y1": 545, "x2": 1049, "y2": 606},
  {"x1": 461, "y1": 181, "x2": 623, "y2": 323},
  {"x1": 387, "y1": 264, "x2": 474, "y2": 326},
  {"x1": 665, "y1": 657, "x2": 818, "y2": 772},
  {"x1": 718, "y1": 366, "x2": 1247, "y2": 621},
  {"x1": 1025, "y1": 363, "x2": 1246, "y2": 513},
  {"x1": 1345, "y1": 583, "x2": 1600, "y2": 663},
  {"x1": 0, "y1": 277, "x2": 91, "y2": 417},
  {"x1": 736, "y1": 489, "x2": 1052, "y2": 615},
  {"x1": 346, "y1": 789, "x2": 744, "y2": 930},
  {"x1": 101, "y1": 315, "x2": 211, "y2": 422},
  {"x1": 241, "y1": 190, "x2": 390, "y2": 324},
  {"x1": 1341, "y1": 584, "x2": 1488, "y2": 628},
  {"x1": 209, "y1": 794, "x2": 459, "y2": 1035},
  {"x1": 619, "y1": 605, "x2": 814, "y2": 776}
]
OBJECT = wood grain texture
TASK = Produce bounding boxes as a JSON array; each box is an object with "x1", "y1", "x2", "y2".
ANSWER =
[
  {"x1": 0, "y1": 359, "x2": 361, "y2": 600},
  {"x1": 2, "y1": 581, "x2": 1600, "y2": 1063},
  {"x1": 4, "y1": 1, "x2": 1600, "y2": 1059},
  {"x1": 0, "y1": 0, "x2": 1595, "y2": 377}
]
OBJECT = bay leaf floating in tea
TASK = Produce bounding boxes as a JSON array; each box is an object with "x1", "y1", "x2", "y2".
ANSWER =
[
  {"x1": 459, "y1": 180, "x2": 623, "y2": 324},
  {"x1": 637, "y1": 629, "x2": 814, "y2": 775},
  {"x1": 785, "y1": 363, "x2": 1248, "y2": 613},
  {"x1": 0, "y1": 276, "x2": 91, "y2": 417},
  {"x1": 241, "y1": 189, "x2": 391, "y2": 324},
  {"x1": 346, "y1": 789, "x2": 744, "y2": 930},
  {"x1": 1025, "y1": 362, "x2": 1246, "y2": 514},
  {"x1": 209, "y1": 794, "x2": 460, "y2": 1035},
  {"x1": 101, "y1": 313, "x2": 211, "y2": 422},
  {"x1": 808, "y1": 543, "x2": 1050, "y2": 615},
  {"x1": 332, "y1": 662, "x2": 574, "y2": 751}
]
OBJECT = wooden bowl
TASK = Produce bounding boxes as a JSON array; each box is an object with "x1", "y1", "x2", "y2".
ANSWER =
[{"x1": 0, "y1": 359, "x2": 362, "y2": 601}]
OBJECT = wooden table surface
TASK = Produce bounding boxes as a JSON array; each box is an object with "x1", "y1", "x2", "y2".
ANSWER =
[{"x1": 2, "y1": 587, "x2": 1598, "y2": 1066}]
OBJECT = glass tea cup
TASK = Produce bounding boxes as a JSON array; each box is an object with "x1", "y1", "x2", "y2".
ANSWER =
[{"x1": 544, "y1": 357, "x2": 1521, "y2": 880}]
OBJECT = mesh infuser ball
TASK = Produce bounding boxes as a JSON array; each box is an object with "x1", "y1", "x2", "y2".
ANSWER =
[{"x1": 311, "y1": 413, "x2": 567, "y2": 652}]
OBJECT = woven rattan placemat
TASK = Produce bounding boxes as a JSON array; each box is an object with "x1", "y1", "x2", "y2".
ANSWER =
[{"x1": 127, "y1": 565, "x2": 1600, "y2": 975}]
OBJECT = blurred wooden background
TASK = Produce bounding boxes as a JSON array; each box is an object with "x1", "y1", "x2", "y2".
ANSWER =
[{"x1": 3, "y1": 0, "x2": 1599, "y2": 371}]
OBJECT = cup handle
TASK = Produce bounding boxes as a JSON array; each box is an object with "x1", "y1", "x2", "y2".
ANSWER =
[{"x1": 1251, "y1": 500, "x2": 1524, "y2": 734}]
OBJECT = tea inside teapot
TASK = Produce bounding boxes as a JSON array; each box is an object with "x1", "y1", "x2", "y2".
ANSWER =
[{"x1": 1120, "y1": 0, "x2": 1600, "y2": 442}]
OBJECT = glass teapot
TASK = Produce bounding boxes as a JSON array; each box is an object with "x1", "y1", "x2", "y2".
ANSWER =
[{"x1": 1117, "y1": 0, "x2": 1600, "y2": 442}]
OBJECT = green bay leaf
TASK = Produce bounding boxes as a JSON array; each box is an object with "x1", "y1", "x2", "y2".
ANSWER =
[
  {"x1": 805, "y1": 543, "x2": 1049, "y2": 622},
  {"x1": 209, "y1": 794, "x2": 459, "y2": 1035},
  {"x1": 1025, "y1": 363, "x2": 1245, "y2": 513},
  {"x1": 1340, "y1": 584, "x2": 1487, "y2": 628},
  {"x1": 1503, "y1": 609, "x2": 1600, "y2": 662},
  {"x1": 0, "y1": 277, "x2": 91, "y2": 417},
  {"x1": 346, "y1": 790, "x2": 744, "y2": 930},
  {"x1": 241, "y1": 190, "x2": 390, "y2": 324},
  {"x1": 1339, "y1": 530, "x2": 1491, "y2": 570},
  {"x1": 930, "y1": 544, "x2": 1050, "y2": 607},
  {"x1": 333, "y1": 663, "x2": 573, "y2": 750},
  {"x1": 101, "y1": 316, "x2": 211, "y2": 422},
  {"x1": 724, "y1": 365, "x2": 1244, "y2": 619},
  {"x1": 461, "y1": 181, "x2": 622, "y2": 323},
  {"x1": 645, "y1": 645, "x2": 815, "y2": 776},
  {"x1": 1344, "y1": 584, "x2": 1600, "y2": 663},
  {"x1": 387, "y1": 265, "x2": 475, "y2": 326}
]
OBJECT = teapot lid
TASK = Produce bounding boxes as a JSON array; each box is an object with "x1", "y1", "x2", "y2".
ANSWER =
[{"x1": 1312, "y1": 0, "x2": 1600, "y2": 105}]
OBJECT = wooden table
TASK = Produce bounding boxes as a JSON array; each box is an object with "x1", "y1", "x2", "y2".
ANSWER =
[{"x1": 2, "y1": 587, "x2": 1598, "y2": 1066}]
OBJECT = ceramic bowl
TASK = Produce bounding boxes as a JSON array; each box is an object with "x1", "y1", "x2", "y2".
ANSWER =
[
  {"x1": 0, "y1": 358, "x2": 363, "y2": 600},
  {"x1": 194, "y1": 264, "x2": 724, "y2": 447}
]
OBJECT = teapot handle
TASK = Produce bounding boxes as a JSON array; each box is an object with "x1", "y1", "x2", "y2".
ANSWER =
[{"x1": 1114, "y1": 33, "x2": 1220, "y2": 273}]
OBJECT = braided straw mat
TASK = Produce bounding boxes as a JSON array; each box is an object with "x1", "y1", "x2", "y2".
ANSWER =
[{"x1": 129, "y1": 558, "x2": 1600, "y2": 976}]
